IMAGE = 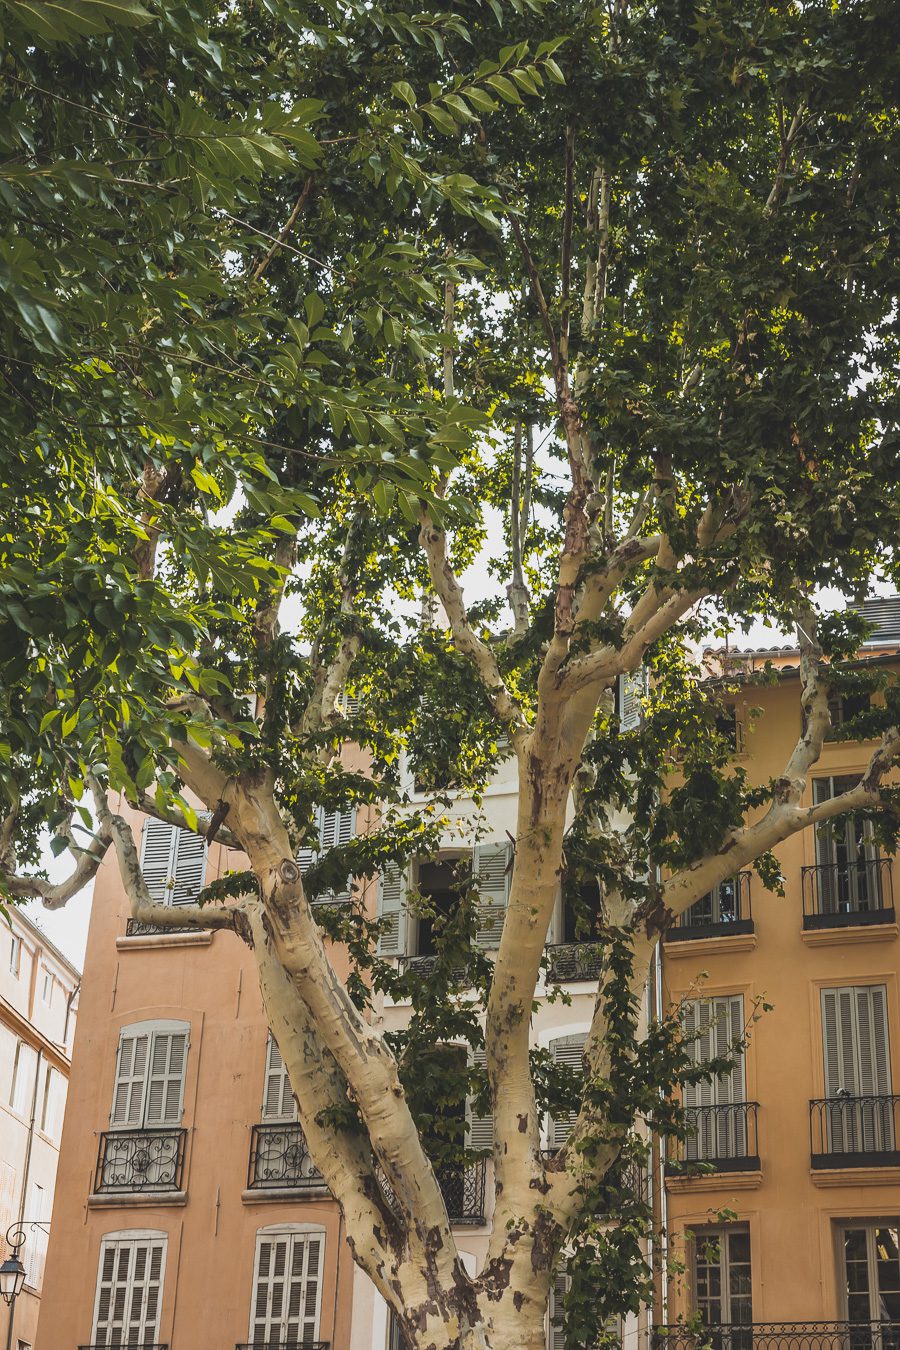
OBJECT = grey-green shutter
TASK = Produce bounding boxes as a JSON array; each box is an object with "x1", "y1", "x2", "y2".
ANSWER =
[
  {"x1": 473, "y1": 843, "x2": 512, "y2": 950},
  {"x1": 468, "y1": 1045, "x2": 493, "y2": 1152},
  {"x1": 377, "y1": 863, "x2": 408, "y2": 955},
  {"x1": 548, "y1": 1033, "x2": 587, "y2": 1149},
  {"x1": 262, "y1": 1034, "x2": 298, "y2": 1122},
  {"x1": 170, "y1": 828, "x2": 207, "y2": 906},
  {"x1": 139, "y1": 819, "x2": 177, "y2": 905}
]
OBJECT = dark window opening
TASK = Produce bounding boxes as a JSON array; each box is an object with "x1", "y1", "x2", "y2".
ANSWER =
[
  {"x1": 561, "y1": 879, "x2": 603, "y2": 944},
  {"x1": 414, "y1": 859, "x2": 467, "y2": 957}
]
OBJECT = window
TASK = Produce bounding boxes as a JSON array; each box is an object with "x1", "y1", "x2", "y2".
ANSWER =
[
  {"x1": 558, "y1": 879, "x2": 603, "y2": 946},
  {"x1": 262, "y1": 1035, "x2": 297, "y2": 1123},
  {"x1": 376, "y1": 844, "x2": 513, "y2": 958},
  {"x1": 617, "y1": 671, "x2": 644, "y2": 732},
  {"x1": 91, "y1": 1232, "x2": 167, "y2": 1346},
  {"x1": 40, "y1": 968, "x2": 52, "y2": 1006},
  {"x1": 9, "y1": 1040, "x2": 37, "y2": 1117},
  {"x1": 548, "y1": 1261, "x2": 621, "y2": 1350},
  {"x1": 110, "y1": 1021, "x2": 189, "y2": 1128},
  {"x1": 547, "y1": 1034, "x2": 587, "y2": 1151},
  {"x1": 821, "y1": 986, "x2": 892, "y2": 1154},
  {"x1": 681, "y1": 997, "x2": 748, "y2": 1163},
  {"x1": 812, "y1": 777, "x2": 883, "y2": 915},
  {"x1": 826, "y1": 691, "x2": 871, "y2": 740},
  {"x1": 9, "y1": 934, "x2": 21, "y2": 978},
  {"x1": 25, "y1": 1181, "x2": 46, "y2": 1288},
  {"x1": 40, "y1": 1065, "x2": 64, "y2": 1139},
  {"x1": 297, "y1": 807, "x2": 356, "y2": 904},
  {"x1": 388, "y1": 1311, "x2": 410, "y2": 1350},
  {"x1": 678, "y1": 875, "x2": 751, "y2": 934},
  {"x1": 694, "y1": 1226, "x2": 752, "y2": 1329},
  {"x1": 140, "y1": 818, "x2": 207, "y2": 907},
  {"x1": 249, "y1": 1228, "x2": 324, "y2": 1345},
  {"x1": 842, "y1": 1224, "x2": 900, "y2": 1322}
]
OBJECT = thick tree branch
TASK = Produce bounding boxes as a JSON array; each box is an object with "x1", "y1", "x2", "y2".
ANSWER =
[{"x1": 0, "y1": 828, "x2": 112, "y2": 911}]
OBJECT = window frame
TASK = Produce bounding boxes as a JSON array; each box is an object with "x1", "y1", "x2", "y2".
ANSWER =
[
  {"x1": 89, "y1": 1229, "x2": 168, "y2": 1347},
  {"x1": 109, "y1": 1019, "x2": 190, "y2": 1130},
  {"x1": 692, "y1": 1224, "x2": 753, "y2": 1327},
  {"x1": 9, "y1": 933, "x2": 21, "y2": 978},
  {"x1": 248, "y1": 1223, "x2": 326, "y2": 1347},
  {"x1": 838, "y1": 1221, "x2": 900, "y2": 1322}
]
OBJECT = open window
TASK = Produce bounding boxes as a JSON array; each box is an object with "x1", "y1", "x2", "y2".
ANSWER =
[{"x1": 377, "y1": 843, "x2": 513, "y2": 960}]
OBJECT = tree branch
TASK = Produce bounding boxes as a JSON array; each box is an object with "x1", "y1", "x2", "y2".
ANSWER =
[{"x1": 0, "y1": 828, "x2": 112, "y2": 911}]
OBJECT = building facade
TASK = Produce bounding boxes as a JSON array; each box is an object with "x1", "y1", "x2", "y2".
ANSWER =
[
  {"x1": 1, "y1": 907, "x2": 80, "y2": 1350},
  {"x1": 658, "y1": 607, "x2": 900, "y2": 1343}
]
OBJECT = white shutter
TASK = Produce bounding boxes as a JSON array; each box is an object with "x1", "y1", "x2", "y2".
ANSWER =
[
  {"x1": 140, "y1": 819, "x2": 178, "y2": 904},
  {"x1": 262, "y1": 1035, "x2": 298, "y2": 1122},
  {"x1": 251, "y1": 1232, "x2": 323, "y2": 1344},
  {"x1": 170, "y1": 828, "x2": 207, "y2": 906},
  {"x1": 145, "y1": 1030, "x2": 188, "y2": 1126},
  {"x1": 473, "y1": 843, "x2": 512, "y2": 950},
  {"x1": 468, "y1": 1046, "x2": 493, "y2": 1152},
  {"x1": 92, "y1": 1236, "x2": 166, "y2": 1345},
  {"x1": 111, "y1": 1030, "x2": 150, "y2": 1127},
  {"x1": 618, "y1": 671, "x2": 644, "y2": 732},
  {"x1": 548, "y1": 1265, "x2": 568, "y2": 1350},
  {"x1": 316, "y1": 807, "x2": 356, "y2": 903},
  {"x1": 377, "y1": 863, "x2": 408, "y2": 955},
  {"x1": 548, "y1": 1033, "x2": 587, "y2": 1149}
]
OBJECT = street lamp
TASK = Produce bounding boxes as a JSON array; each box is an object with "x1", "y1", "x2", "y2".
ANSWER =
[{"x1": 0, "y1": 1248, "x2": 25, "y2": 1306}]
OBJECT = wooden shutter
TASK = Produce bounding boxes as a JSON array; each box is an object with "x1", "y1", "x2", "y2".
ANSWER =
[
  {"x1": 468, "y1": 1046, "x2": 493, "y2": 1152},
  {"x1": 377, "y1": 863, "x2": 408, "y2": 955},
  {"x1": 170, "y1": 828, "x2": 207, "y2": 906},
  {"x1": 548, "y1": 1265, "x2": 568, "y2": 1350},
  {"x1": 140, "y1": 819, "x2": 177, "y2": 904},
  {"x1": 262, "y1": 1035, "x2": 298, "y2": 1122},
  {"x1": 548, "y1": 1034, "x2": 587, "y2": 1149},
  {"x1": 317, "y1": 808, "x2": 356, "y2": 903},
  {"x1": 93, "y1": 1236, "x2": 166, "y2": 1345},
  {"x1": 145, "y1": 1030, "x2": 188, "y2": 1126},
  {"x1": 618, "y1": 671, "x2": 644, "y2": 732},
  {"x1": 473, "y1": 843, "x2": 512, "y2": 950},
  {"x1": 251, "y1": 1232, "x2": 323, "y2": 1344},
  {"x1": 110, "y1": 1030, "x2": 150, "y2": 1127}
]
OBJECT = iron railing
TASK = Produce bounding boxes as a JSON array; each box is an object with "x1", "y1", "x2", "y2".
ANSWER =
[
  {"x1": 545, "y1": 942, "x2": 604, "y2": 983},
  {"x1": 398, "y1": 954, "x2": 470, "y2": 983},
  {"x1": 79, "y1": 1344, "x2": 168, "y2": 1349},
  {"x1": 377, "y1": 1158, "x2": 486, "y2": 1225},
  {"x1": 810, "y1": 1094, "x2": 900, "y2": 1167},
  {"x1": 248, "y1": 1122, "x2": 326, "y2": 1190},
  {"x1": 666, "y1": 1102, "x2": 760, "y2": 1174},
  {"x1": 95, "y1": 1128, "x2": 186, "y2": 1194},
  {"x1": 125, "y1": 918, "x2": 198, "y2": 937},
  {"x1": 654, "y1": 1324, "x2": 900, "y2": 1350},
  {"x1": 236, "y1": 1342, "x2": 330, "y2": 1350},
  {"x1": 666, "y1": 873, "x2": 753, "y2": 942},
  {"x1": 801, "y1": 859, "x2": 894, "y2": 929}
]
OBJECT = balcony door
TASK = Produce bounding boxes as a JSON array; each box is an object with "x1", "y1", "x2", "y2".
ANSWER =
[
  {"x1": 102, "y1": 1020, "x2": 189, "y2": 1192},
  {"x1": 813, "y1": 778, "x2": 881, "y2": 914},
  {"x1": 682, "y1": 998, "x2": 747, "y2": 1163},
  {"x1": 842, "y1": 1225, "x2": 900, "y2": 1329},
  {"x1": 694, "y1": 1227, "x2": 752, "y2": 1342},
  {"x1": 822, "y1": 986, "x2": 893, "y2": 1154},
  {"x1": 250, "y1": 1228, "x2": 324, "y2": 1347},
  {"x1": 91, "y1": 1232, "x2": 167, "y2": 1347}
]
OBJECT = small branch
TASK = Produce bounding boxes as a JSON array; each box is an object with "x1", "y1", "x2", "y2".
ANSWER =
[
  {"x1": 299, "y1": 515, "x2": 366, "y2": 748},
  {"x1": 134, "y1": 460, "x2": 181, "y2": 582},
  {"x1": 508, "y1": 421, "x2": 531, "y2": 636},
  {"x1": 0, "y1": 830, "x2": 112, "y2": 911},
  {"x1": 135, "y1": 793, "x2": 240, "y2": 851},
  {"x1": 251, "y1": 177, "x2": 314, "y2": 282}
]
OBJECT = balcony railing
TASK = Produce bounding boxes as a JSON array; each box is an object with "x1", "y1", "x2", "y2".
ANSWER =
[
  {"x1": 810, "y1": 1094, "x2": 900, "y2": 1167},
  {"x1": 248, "y1": 1122, "x2": 326, "y2": 1191},
  {"x1": 654, "y1": 1324, "x2": 900, "y2": 1350},
  {"x1": 545, "y1": 942, "x2": 604, "y2": 983},
  {"x1": 666, "y1": 873, "x2": 752, "y2": 942},
  {"x1": 377, "y1": 1158, "x2": 486, "y2": 1225},
  {"x1": 236, "y1": 1342, "x2": 330, "y2": 1350},
  {"x1": 666, "y1": 1102, "x2": 760, "y2": 1174},
  {"x1": 95, "y1": 1128, "x2": 186, "y2": 1194},
  {"x1": 801, "y1": 859, "x2": 894, "y2": 929},
  {"x1": 125, "y1": 917, "x2": 198, "y2": 937},
  {"x1": 398, "y1": 954, "x2": 470, "y2": 983},
  {"x1": 79, "y1": 1344, "x2": 168, "y2": 1349}
]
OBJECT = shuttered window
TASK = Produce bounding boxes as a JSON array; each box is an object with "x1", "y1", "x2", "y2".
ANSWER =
[
  {"x1": 548, "y1": 1261, "x2": 621, "y2": 1350},
  {"x1": 473, "y1": 843, "x2": 513, "y2": 950},
  {"x1": 110, "y1": 1023, "x2": 189, "y2": 1128},
  {"x1": 468, "y1": 1045, "x2": 493, "y2": 1152},
  {"x1": 681, "y1": 997, "x2": 746, "y2": 1161},
  {"x1": 250, "y1": 1229, "x2": 324, "y2": 1345},
  {"x1": 821, "y1": 985, "x2": 892, "y2": 1152},
  {"x1": 262, "y1": 1035, "x2": 298, "y2": 1123},
  {"x1": 618, "y1": 671, "x2": 644, "y2": 732},
  {"x1": 297, "y1": 807, "x2": 356, "y2": 904},
  {"x1": 377, "y1": 862, "x2": 408, "y2": 955},
  {"x1": 547, "y1": 1033, "x2": 587, "y2": 1150},
  {"x1": 140, "y1": 819, "x2": 207, "y2": 907},
  {"x1": 91, "y1": 1233, "x2": 167, "y2": 1346}
]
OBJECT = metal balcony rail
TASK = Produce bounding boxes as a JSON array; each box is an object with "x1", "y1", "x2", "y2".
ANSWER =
[
  {"x1": 95, "y1": 1128, "x2": 186, "y2": 1194},
  {"x1": 666, "y1": 1102, "x2": 760, "y2": 1174},
  {"x1": 398, "y1": 954, "x2": 470, "y2": 983},
  {"x1": 78, "y1": 1344, "x2": 169, "y2": 1349},
  {"x1": 666, "y1": 873, "x2": 753, "y2": 942},
  {"x1": 653, "y1": 1323, "x2": 900, "y2": 1350},
  {"x1": 545, "y1": 942, "x2": 604, "y2": 983},
  {"x1": 809, "y1": 1094, "x2": 900, "y2": 1167},
  {"x1": 125, "y1": 918, "x2": 198, "y2": 937},
  {"x1": 248, "y1": 1123, "x2": 326, "y2": 1190},
  {"x1": 236, "y1": 1343, "x2": 330, "y2": 1350},
  {"x1": 376, "y1": 1158, "x2": 486, "y2": 1225},
  {"x1": 801, "y1": 859, "x2": 894, "y2": 929}
]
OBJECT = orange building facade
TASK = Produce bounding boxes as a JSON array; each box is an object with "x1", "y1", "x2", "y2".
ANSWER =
[{"x1": 658, "y1": 605, "x2": 900, "y2": 1343}]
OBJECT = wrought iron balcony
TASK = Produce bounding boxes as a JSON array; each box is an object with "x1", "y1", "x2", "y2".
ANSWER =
[
  {"x1": 125, "y1": 917, "x2": 198, "y2": 937},
  {"x1": 810, "y1": 1094, "x2": 900, "y2": 1167},
  {"x1": 248, "y1": 1122, "x2": 326, "y2": 1190},
  {"x1": 545, "y1": 942, "x2": 604, "y2": 983},
  {"x1": 666, "y1": 873, "x2": 752, "y2": 942},
  {"x1": 377, "y1": 1158, "x2": 486, "y2": 1225},
  {"x1": 654, "y1": 1323, "x2": 900, "y2": 1350},
  {"x1": 95, "y1": 1128, "x2": 186, "y2": 1193},
  {"x1": 236, "y1": 1342, "x2": 330, "y2": 1350},
  {"x1": 666, "y1": 1102, "x2": 760, "y2": 1174},
  {"x1": 801, "y1": 859, "x2": 894, "y2": 929},
  {"x1": 398, "y1": 954, "x2": 470, "y2": 983},
  {"x1": 79, "y1": 1344, "x2": 168, "y2": 1349}
]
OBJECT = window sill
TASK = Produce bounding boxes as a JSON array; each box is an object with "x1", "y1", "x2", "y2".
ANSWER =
[
  {"x1": 809, "y1": 1164, "x2": 900, "y2": 1188},
  {"x1": 800, "y1": 922, "x2": 897, "y2": 948},
  {"x1": 665, "y1": 1169, "x2": 762, "y2": 1193},
  {"x1": 241, "y1": 1186, "x2": 333, "y2": 1204},
  {"x1": 88, "y1": 1190, "x2": 187, "y2": 1208},
  {"x1": 662, "y1": 931, "x2": 758, "y2": 959},
  {"x1": 116, "y1": 931, "x2": 214, "y2": 951}
]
